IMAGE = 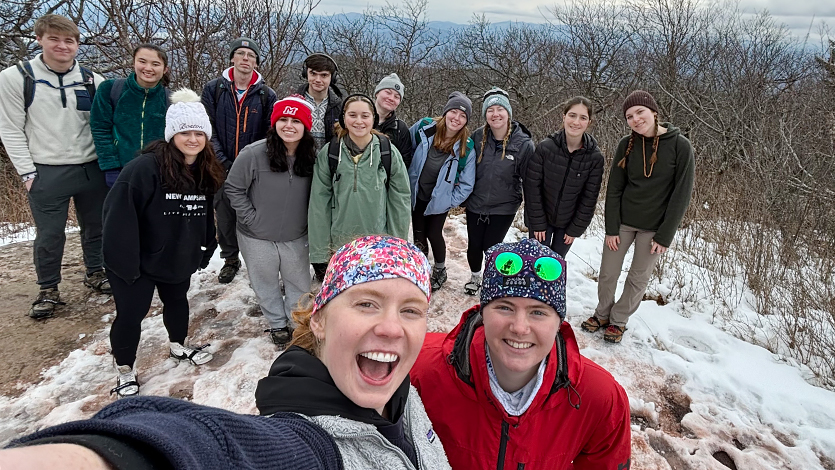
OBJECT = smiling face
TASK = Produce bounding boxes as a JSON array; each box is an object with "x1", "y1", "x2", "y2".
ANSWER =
[
  {"x1": 133, "y1": 48, "x2": 168, "y2": 89},
  {"x1": 625, "y1": 105, "x2": 657, "y2": 138},
  {"x1": 482, "y1": 297, "x2": 560, "y2": 392},
  {"x1": 375, "y1": 88, "x2": 402, "y2": 116},
  {"x1": 172, "y1": 130, "x2": 206, "y2": 162},
  {"x1": 445, "y1": 108, "x2": 467, "y2": 134},
  {"x1": 343, "y1": 100, "x2": 375, "y2": 140},
  {"x1": 276, "y1": 116, "x2": 305, "y2": 144},
  {"x1": 485, "y1": 104, "x2": 509, "y2": 134},
  {"x1": 36, "y1": 30, "x2": 79, "y2": 71},
  {"x1": 310, "y1": 278, "x2": 428, "y2": 414},
  {"x1": 231, "y1": 48, "x2": 257, "y2": 75},
  {"x1": 563, "y1": 103, "x2": 591, "y2": 140}
]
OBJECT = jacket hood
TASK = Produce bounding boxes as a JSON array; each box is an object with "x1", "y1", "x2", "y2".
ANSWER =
[
  {"x1": 473, "y1": 121, "x2": 532, "y2": 154},
  {"x1": 223, "y1": 67, "x2": 262, "y2": 86},
  {"x1": 628, "y1": 122, "x2": 681, "y2": 142},
  {"x1": 549, "y1": 128, "x2": 600, "y2": 155},
  {"x1": 443, "y1": 306, "x2": 584, "y2": 415},
  {"x1": 255, "y1": 346, "x2": 409, "y2": 425}
]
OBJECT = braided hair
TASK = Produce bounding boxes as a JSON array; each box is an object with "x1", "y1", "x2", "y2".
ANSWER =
[
  {"x1": 618, "y1": 113, "x2": 660, "y2": 174},
  {"x1": 477, "y1": 122, "x2": 512, "y2": 164}
]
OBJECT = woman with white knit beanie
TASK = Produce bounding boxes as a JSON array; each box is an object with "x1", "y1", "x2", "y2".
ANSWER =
[{"x1": 102, "y1": 89, "x2": 227, "y2": 397}]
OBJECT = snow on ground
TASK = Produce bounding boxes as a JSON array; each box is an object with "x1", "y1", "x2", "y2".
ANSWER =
[
  {"x1": 1, "y1": 214, "x2": 834, "y2": 469},
  {"x1": 0, "y1": 224, "x2": 78, "y2": 247}
]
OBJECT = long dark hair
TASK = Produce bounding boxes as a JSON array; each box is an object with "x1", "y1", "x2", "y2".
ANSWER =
[
  {"x1": 133, "y1": 43, "x2": 171, "y2": 88},
  {"x1": 264, "y1": 126, "x2": 317, "y2": 176},
  {"x1": 144, "y1": 139, "x2": 225, "y2": 194}
]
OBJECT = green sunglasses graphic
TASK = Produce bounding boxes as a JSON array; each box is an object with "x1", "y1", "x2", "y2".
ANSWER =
[{"x1": 494, "y1": 252, "x2": 563, "y2": 282}]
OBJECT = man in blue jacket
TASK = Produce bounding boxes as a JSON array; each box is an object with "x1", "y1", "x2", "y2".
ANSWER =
[{"x1": 201, "y1": 37, "x2": 277, "y2": 283}]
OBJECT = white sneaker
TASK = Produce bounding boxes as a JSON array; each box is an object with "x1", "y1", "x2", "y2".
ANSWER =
[
  {"x1": 111, "y1": 364, "x2": 139, "y2": 397},
  {"x1": 170, "y1": 342, "x2": 213, "y2": 365}
]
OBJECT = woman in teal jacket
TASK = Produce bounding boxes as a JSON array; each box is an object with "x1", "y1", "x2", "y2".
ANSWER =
[
  {"x1": 91, "y1": 44, "x2": 171, "y2": 187},
  {"x1": 408, "y1": 92, "x2": 476, "y2": 292}
]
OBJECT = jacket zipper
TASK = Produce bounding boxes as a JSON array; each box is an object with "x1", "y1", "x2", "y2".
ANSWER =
[
  {"x1": 554, "y1": 152, "x2": 575, "y2": 217},
  {"x1": 353, "y1": 160, "x2": 359, "y2": 192},
  {"x1": 140, "y1": 89, "x2": 148, "y2": 149},
  {"x1": 496, "y1": 420, "x2": 510, "y2": 470}
]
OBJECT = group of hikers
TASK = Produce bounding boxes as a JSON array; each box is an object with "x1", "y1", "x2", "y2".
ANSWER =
[{"x1": 0, "y1": 13, "x2": 696, "y2": 469}]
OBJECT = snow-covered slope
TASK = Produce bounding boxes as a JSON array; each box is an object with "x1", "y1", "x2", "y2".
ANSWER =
[{"x1": 1, "y1": 214, "x2": 833, "y2": 469}]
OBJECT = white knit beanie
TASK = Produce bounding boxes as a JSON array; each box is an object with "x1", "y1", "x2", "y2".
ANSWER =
[{"x1": 164, "y1": 88, "x2": 213, "y2": 142}]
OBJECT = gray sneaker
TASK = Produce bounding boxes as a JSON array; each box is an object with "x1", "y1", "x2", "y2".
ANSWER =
[{"x1": 29, "y1": 288, "x2": 64, "y2": 319}]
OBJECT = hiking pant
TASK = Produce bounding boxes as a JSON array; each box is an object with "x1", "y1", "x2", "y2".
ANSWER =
[
  {"x1": 466, "y1": 210, "x2": 515, "y2": 272},
  {"x1": 237, "y1": 231, "x2": 310, "y2": 329},
  {"x1": 214, "y1": 182, "x2": 239, "y2": 260},
  {"x1": 108, "y1": 269, "x2": 191, "y2": 367},
  {"x1": 594, "y1": 225, "x2": 661, "y2": 328},
  {"x1": 27, "y1": 162, "x2": 108, "y2": 289},
  {"x1": 412, "y1": 199, "x2": 448, "y2": 264}
]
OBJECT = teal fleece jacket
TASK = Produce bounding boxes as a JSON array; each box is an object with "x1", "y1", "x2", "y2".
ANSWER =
[
  {"x1": 91, "y1": 73, "x2": 168, "y2": 171},
  {"x1": 604, "y1": 123, "x2": 695, "y2": 247}
]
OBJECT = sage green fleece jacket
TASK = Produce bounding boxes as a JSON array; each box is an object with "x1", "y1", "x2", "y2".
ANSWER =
[
  {"x1": 90, "y1": 73, "x2": 168, "y2": 171},
  {"x1": 604, "y1": 123, "x2": 695, "y2": 247},
  {"x1": 308, "y1": 134, "x2": 411, "y2": 264}
]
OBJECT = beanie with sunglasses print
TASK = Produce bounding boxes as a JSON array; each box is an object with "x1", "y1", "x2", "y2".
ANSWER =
[{"x1": 481, "y1": 238, "x2": 567, "y2": 319}]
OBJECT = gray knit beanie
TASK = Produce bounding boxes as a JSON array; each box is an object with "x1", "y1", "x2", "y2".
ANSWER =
[
  {"x1": 482, "y1": 87, "x2": 512, "y2": 121},
  {"x1": 622, "y1": 90, "x2": 658, "y2": 117},
  {"x1": 229, "y1": 37, "x2": 261, "y2": 65},
  {"x1": 443, "y1": 91, "x2": 472, "y2": 122},
  {"x1": 374, "y1": 73, "x2": 405, "y2": 99}
]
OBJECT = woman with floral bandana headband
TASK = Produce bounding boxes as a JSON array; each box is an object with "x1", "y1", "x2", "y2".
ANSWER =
[
  {"x1": 411, "y1": 238, "x2": 631, "y2": 470},
  {"x1": 0, "y1": 236, "x2": 450, "y2": 470}
]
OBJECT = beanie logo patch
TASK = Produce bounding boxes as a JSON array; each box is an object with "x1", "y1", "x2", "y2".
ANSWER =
[
  {"x1": 458, "y1": 106, "x2": 466, "y2": 111},
  {"x1": 242, "y1": 41, "x2": 249, "y2": 46},
  {"x1": 503, "y1": 277, "x2": 530, "y2": 288},
  {"x1": 283, "y1": 106, "x2": 298, "y2": 115},
  {"x1": 179, "y1": 123, "x2": 205, "y2": 131},
  {"x1": 394, "y1": 84, "x2": 400, "y2": 90}
]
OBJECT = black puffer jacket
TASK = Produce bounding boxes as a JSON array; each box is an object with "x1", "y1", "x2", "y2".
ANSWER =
[
  {"x1": 524, "y1": 129, "x2": 604, "y2": 237},
  {"x1": 376, "y1": 110, "x2": 413, "y2": 168},
  {"x1": 466, "y1": 121, "x2": 535, "y2": 216},
  {"x1": 201, "y1": 68, "x2": 278, "y2": 169}
]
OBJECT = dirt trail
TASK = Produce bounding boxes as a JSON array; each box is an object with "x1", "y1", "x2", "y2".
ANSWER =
[{"x1": 0, "y1": 235, "x2": 114, "y2": 396}]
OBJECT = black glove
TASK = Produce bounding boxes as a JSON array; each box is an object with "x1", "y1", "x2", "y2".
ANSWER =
[
  {"x1": 312, "y1": 263, "x2": 328, "y2": 282},
  {"x1": 222, "y1": 159, "x2": 233, "y2": 173}
]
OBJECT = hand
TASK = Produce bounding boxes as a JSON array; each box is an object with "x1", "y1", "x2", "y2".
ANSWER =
[
  {"x1": 564, "y1": 234, "x2": 575, "y2": 245},
  {"x1": 534, "y1": 231, "x2": 545, "y2": 242},
  {"x1": 222, "y1": 159, "x2": 233, "y2": 174},
  {"x1": 650, "y1": 239, "x2": 667, "y2": 254},
  {"x1": 104, "y1": 169, "x2": 121, "y2": 188},
  {"x1": 0, "y1": 443, "x2": 112, "y2": 469},
  {"x1": 24, "y1": 179, "x2": 33, "y2": 192},
  {"x1": 605, "y1": 235, "x2": 620, "y2": 251}
]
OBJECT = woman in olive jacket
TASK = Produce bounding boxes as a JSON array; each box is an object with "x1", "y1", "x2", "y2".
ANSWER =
[{"x1": 524, "y1": 96, "x2": 604, "y2": 257}]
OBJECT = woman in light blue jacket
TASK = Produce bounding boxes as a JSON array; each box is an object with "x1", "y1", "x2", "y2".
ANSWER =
[{"x1": 408, "y1": 92, "x2": 476, "y2": 292}]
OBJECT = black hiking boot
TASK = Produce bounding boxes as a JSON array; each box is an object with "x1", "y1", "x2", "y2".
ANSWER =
[
  {"x1": 430, "y1": 267, "x2": 447, "y2": 292},
  {"x1": 84, "y1": 270, "x2": 111, "y2": 294},
  {"x1": 218, "y1": 258, "x2": 241, "y2": 284},
  {"x1": 29, "y1": 287, "x2": 65, "y2": 319},
  {"x1": 266, "y1": 327, "x2": 293, "y2": 349}
]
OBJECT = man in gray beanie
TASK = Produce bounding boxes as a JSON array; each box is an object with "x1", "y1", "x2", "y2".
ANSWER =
[
  {"x1": 201, "y1": 36, "x2": 277, "y2": 284},
  {"x1": 373, "y1": 73, "x2": 413, "y2": 167}
]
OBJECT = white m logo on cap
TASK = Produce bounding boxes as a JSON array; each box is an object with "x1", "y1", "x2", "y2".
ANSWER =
[{"x1": 283, "y1": 106, "x2": 298, "y2": 115}]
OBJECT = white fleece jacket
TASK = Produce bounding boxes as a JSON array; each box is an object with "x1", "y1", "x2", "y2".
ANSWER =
[{"x1": 0, "y1": 54, "x2": 104, "y2": 175}]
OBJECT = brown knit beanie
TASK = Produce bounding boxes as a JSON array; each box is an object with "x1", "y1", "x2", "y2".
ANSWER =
[{"x1": 622, "y1": 90, "x2": 658, "y2": 117}]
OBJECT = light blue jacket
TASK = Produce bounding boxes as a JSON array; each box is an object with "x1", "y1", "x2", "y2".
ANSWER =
[{"x1": 408, "y1": 118, "x2": 476, "y2": 216}]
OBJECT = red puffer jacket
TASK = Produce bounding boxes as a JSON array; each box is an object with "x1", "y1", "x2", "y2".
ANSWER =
[{"x1": 411, "y1": 307, "x2": 631, "y2": 470}]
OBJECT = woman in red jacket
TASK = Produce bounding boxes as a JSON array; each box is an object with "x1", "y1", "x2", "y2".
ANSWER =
[{"x1": 411, "y1": 238, "x2": 631, "y2": 469}]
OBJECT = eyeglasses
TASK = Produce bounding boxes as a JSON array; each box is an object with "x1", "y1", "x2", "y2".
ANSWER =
[
  {"x1": 234, "y1": 50, "x2": 257, "y2": 59},
  {"x1": 494, "y1": 252, "x2": 563, "y2": 282}
]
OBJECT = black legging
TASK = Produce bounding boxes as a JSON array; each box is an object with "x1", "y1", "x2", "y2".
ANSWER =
[
  {"x1": 412, "y1": 199, "x2": 448, "y2": 264},
  {"x1": 466, "y1": 210, "x2": 515, "y2": 272},
  {"x1": 108, "y1": 269, "x2": 191, "y2": 367},
  {"x1": 528, "y1": 225, "x2": 572, "y2": 258}
]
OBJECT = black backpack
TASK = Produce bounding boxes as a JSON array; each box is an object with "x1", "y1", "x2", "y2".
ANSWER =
[
  {"x1": 16, "y1": 60, "x2": 97, "y2": 112},
  {"x1": 327, "y1": 135, "x2": 393, "y2": 189},
  {"x1": 108, "y1": 78, "x2": 171, "y2": 109}
]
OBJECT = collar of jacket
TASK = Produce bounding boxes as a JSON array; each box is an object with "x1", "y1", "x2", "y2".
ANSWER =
[
  {"x1": 551, "y1": 128, "x2": 600, "y2": 155},
  {"x1": 223, "y1": 66, "x2": 262, "y2": 89},
  {"x1": 477, "y1": 121, "x2": 532, "y2": 154},
  {"x1": 376, "y1": 109, "x2": 401, "y2": 132},
  {"x1": 255, "y1": 345, "x2": 410, "y2": 425},
  {"x1": 444, "y1": 306, "x2": 583, "y2": 415},
  {"x1": 127, "y1": 72, "x2": 166, "y2": 95},
  {"x1": 295, "y1": 83, "x2": 343, "y2": 106}
]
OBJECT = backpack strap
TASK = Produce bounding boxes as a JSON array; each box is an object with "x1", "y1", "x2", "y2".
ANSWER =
[
  {"x1": 16, "y1": 61, "x2": 36, "y2": 112},
  {"x1": 79, "y1": 66, "x2": 97, "y2": 103},
  {"x1": 214, "y1": 79, "x2": 224, "y2": 105},
  {"x1": 378, "y1": 135, "x2": 392, "y2": 190},
  {"x1": 327, "y1": 135, "x2": 341, "y2": 183},
  {"x1": 164, "y1": 87, "x2": 172, "y2": 106},
  {"x1": 454, "y1": 138, "x2": 474, "y2": 185},
  {"x1": 109, "y1": 78, "x2": 126, "y2": 110}
]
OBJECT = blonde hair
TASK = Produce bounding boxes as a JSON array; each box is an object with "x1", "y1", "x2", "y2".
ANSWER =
[
  {"x1": 433, "y1": 116, "x2": 470, "y2": 157},
  {"x1": 288, "y1": 293, "x2": 320, "y2": 353},
  {"x1": 34, "y1": 14, "x2": 80, "y2": 42},
  {"x1": 477, "y1": 122, "x2": 511, "y2": 164}
]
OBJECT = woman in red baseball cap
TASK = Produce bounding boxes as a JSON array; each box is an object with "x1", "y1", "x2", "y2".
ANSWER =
[{"x1": 225, "y1": 95, "x2": 317, "y2": 348}]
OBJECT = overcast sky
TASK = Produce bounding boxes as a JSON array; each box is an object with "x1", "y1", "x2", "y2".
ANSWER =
[{"x1": 313, "y1": 0, "x2": 833, "y2": 45}]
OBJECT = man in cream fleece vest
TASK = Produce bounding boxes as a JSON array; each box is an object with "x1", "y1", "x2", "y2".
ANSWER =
[{"x1": 0, "y1": 14, "x2": 110, "y2": 319}]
